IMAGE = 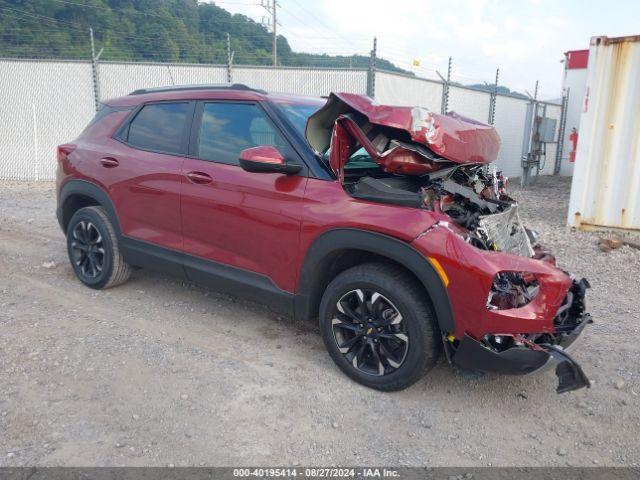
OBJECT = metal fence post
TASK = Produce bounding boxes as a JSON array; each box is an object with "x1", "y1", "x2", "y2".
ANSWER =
[
  {"x1": 521, "y1": 80, "x2": 539, "y2": 187},
  {"x1": 32, "y1": 102, "x2": 39, "y2": 181},
  {"x1": 554, "y1": 88, "x2": 570, "y2": 174},
  {"x1": 226, "y1": 32, "x2": 234, "y2": 83},
  {"x1": 438, "y1": 56, "x2": 452, "y2": 114},
  {"x1": 488, "y1": 68, "x2": 499, "y2": 124},
  {"x1": 89, "y1": 27, "x2": 103, "y2": 111},
  {"x1": 367, "y1": 37, "x2": 377, "y2": 98}
]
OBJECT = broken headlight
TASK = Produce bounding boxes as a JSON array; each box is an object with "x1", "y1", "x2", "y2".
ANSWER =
[{"x1": 487, "y1": 271, "x2": 539, "y2": 310}]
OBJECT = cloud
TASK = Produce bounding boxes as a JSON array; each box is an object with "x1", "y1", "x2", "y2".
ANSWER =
[
  {"x1": 216, "y1": 0, "x2": 640, "y2": 97},
  {"x1": 481, "y1": 42, "x2": 528, "y2": 60},
  {"x1": 504, "y1": 17, "x2": 518, "y2": 31}
]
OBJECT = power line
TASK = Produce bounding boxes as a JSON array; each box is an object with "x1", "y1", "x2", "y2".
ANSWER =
[
  {"x1": 288, "y1": 0, "x2": 362, "y2": 45},
  {"x1": 277, "y1": 5, "x2": 354, "y2": 45}
]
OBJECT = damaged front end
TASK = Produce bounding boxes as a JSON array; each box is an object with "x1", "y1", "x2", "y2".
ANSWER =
[
  {"x1": 453, "y1": 278, "x2": 592, "y2": 393},
  {"x1": 307, "y1": 93, "x2": 592, "y2": 393}
]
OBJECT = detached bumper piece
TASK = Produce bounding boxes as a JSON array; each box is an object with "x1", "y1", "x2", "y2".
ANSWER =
[
  {"x1": 546, "y1": 345, "x2": 591, "y2": 394},
  {"x1": 453, "y1": 334, "x2": 548, "y2": 375},
  {"x1": 453, "y1": 278, "x2": 592, "y2": 394},
  {"x1": 452, "y1": 334, "x2": 591, "y2": 393}
]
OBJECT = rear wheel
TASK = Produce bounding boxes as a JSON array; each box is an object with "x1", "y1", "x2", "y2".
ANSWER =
[
  {"x1": 66, "y1": 206, "x2": 131, "y2": 289},
  {"x1": 319, "y1": 262, "x2": 441, "y2": 391}
]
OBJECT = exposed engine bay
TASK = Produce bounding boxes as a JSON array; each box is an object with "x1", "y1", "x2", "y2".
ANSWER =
[{"x1": 346, "y1": 164, "x2": 537, "y2": 258}]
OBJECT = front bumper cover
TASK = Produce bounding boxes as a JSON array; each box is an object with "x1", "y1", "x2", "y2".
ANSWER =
[{"x1": 452, "y1": 279, "x2": 592, "y2": 393}]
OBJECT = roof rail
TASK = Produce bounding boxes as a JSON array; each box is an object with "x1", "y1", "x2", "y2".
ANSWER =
[{"x1": 128, "y1": 83, "x2": 266, "y2": 95}]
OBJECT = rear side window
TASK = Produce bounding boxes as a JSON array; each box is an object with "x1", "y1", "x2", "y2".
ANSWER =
[
  {"x1": 126, "y1": 102, "x2": 190, "y2": 154},
  {"x1": 197, "y1": 102, "x2": 287, "y2": 165}
]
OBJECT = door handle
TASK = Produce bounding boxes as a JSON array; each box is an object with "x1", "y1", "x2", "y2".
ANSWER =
[
  {"x1": 100, "y1": 157, "x2": 119, "y2": 168},
  {"x1": 186, "y1": 171, "x2": 213, "y2": 185}
]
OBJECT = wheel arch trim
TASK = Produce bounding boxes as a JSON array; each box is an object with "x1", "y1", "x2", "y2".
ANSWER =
[
  {"x1": 57, "y1": 179, "x2": 121, "y2": 236},
  {"x1": 295, "y1": 228, "x2": 455, "y2": 332}
]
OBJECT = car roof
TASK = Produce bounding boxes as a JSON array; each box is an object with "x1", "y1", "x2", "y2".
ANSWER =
[{"x1": 104, "y1": 83, "x2": 324, "y2": 108}]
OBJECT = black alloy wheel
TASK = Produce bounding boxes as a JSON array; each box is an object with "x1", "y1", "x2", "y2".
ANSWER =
[
  {"x1": 331, "y1": 289, "x2": 409, "y2": 376},
  {"x1": 319, "y1": 262, "x2": 441, "y2": 391},
  {"x1": 66, "y1": 206, "x2": 132, "y2": 289},
  {"x1": 69, "y1": 220, "x2": 105, "y2": 279}
]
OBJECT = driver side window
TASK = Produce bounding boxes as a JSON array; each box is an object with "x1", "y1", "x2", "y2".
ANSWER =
[{"x1": 197, "y1": 102, "x2": 288, "y2": 165}]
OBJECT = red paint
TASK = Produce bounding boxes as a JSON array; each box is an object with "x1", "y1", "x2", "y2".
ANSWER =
[
  {"x1": 309, "y1": 93, "x2": 501, "y2": 170},
  {"x1": 329, "y1": 115, "x2": 440, "y2": 178},
  {"x1": 412, "y1": 227, "x2": 570, "y2": 339},
  {"x1": 56, "y1": 144, "x2": 76, "y2": 163},
  {"x1": 180, "y1": 157, "x2": 307, "y2": 292},
  {"x1": 328, "y1": 119, "x2": 353, "y2": 184},
  {"x1": 565, "y1": 49, "x2": 589, "y2": 70},
  {"x1": 569, "y1": 129, "x2": 579, "y2": 163},
  {"x1": 239, "y1": 145, "x2": 285, "y2": 164},
  {"x1": 58, "y1": 87, "x2": 574, "y2": 343}
]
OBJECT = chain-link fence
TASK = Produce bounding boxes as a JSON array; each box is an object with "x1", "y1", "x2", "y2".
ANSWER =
[
  {"x1": 97, "y1": 62, "x2": 229, "y2": 100},
  {"x1": 374, "y1": 69, "x2": 561, "y2": 179},
  {"x1": 0, "y1": 58, "x2": 560, "y2": 181},
  {"x1": 0, "y1": 59, "x2": 95, "y2": 181}
]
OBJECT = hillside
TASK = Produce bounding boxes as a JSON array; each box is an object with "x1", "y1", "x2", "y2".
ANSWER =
[
  {"x1": 0, "y1": 0, "x2": 405, "y2": 72},
  {"x1": 466, "y1": 83, "x2": 528, "y2": 100}
]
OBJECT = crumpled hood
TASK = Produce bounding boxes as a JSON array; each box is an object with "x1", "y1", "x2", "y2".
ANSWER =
[{"x1": 305, "y1": 92, "x2": 501, "y2": 173}]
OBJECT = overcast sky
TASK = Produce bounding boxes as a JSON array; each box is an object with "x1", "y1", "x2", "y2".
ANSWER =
[{"x1": 208, "y1": 0, "x2": 640, "y2": 99}]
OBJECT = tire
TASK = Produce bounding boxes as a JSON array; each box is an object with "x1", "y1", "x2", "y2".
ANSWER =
[
  {"x1": 66, "y1": 206, "x2": 132, "y2": 289},
  {"x1": 319, "y1": 262, "x2": 441, "y2": 391}
]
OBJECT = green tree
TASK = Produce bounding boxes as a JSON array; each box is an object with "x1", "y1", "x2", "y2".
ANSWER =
[{"x1": 0, "y1": 0, "x2": 409, "y2": 73}]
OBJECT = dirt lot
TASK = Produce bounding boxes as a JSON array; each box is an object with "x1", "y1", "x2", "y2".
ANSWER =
[{"x1": 1, "y1": 176, "x2": 639, "y2": 467}]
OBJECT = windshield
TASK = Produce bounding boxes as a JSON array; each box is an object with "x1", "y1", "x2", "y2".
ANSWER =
[
  {"x1": 321, "y1": 146, "x2": 382, "y2": 174},
  {"x1": 274, "y1": 99, "x2": 380, "y2": 176},
  {"x1": 345, "y1": 147, "x2": 379, "y2": 170},
  {"x1": 275, "y1": 102, "x2": 322, "y2": 135}
]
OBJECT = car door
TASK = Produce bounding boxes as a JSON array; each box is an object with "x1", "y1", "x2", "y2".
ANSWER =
[
  {"x1": 106, "y1": 101, "x2": 194, "y2": 252},
  {"x1": 180, "y1": 100, "x2": 307, "y2": 295}
]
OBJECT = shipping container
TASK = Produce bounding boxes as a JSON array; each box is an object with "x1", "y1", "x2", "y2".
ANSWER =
[{"x1": 567, "y1": 35, "x2": 640, "y2": 231}]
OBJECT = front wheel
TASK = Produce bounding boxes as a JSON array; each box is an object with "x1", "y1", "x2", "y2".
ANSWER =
[{"x1": 319, "y1": 262, "x2": 441, "y2": 391}]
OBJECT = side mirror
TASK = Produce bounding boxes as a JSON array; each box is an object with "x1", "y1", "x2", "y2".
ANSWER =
[{"x1": 239, "y1": 146, "x2": 302, "y2": 175}]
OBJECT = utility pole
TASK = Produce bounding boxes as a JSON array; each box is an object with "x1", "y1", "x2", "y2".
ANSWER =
[
  {"x1": 262, "y1": 0, "x2": 277, "y2": 66},
  {"x1": 272, "y1": 0, "x2": 277, "y2": 67}
]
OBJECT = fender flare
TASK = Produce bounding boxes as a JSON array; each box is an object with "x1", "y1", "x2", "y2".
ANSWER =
[
  {"x1": 294, "y1": 228, "x2": 455, "y2": 333},
  {"x1": 57, "y1": 179, "x2": 121, "y2": 236}
]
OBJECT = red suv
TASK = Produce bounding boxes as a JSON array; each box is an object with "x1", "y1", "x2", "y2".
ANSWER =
[{"x1": 56, "y1": 84, "x2": 591, "y2": 393}]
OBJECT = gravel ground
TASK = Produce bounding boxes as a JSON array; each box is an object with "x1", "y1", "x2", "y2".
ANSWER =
[{"x1": 0, "y1": 176, "x2": 639, "y2": 467}]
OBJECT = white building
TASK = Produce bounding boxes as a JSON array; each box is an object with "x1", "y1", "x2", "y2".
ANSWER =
[{"x1": 558, "y1": 49, "x2": 589, "y2": 177}]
